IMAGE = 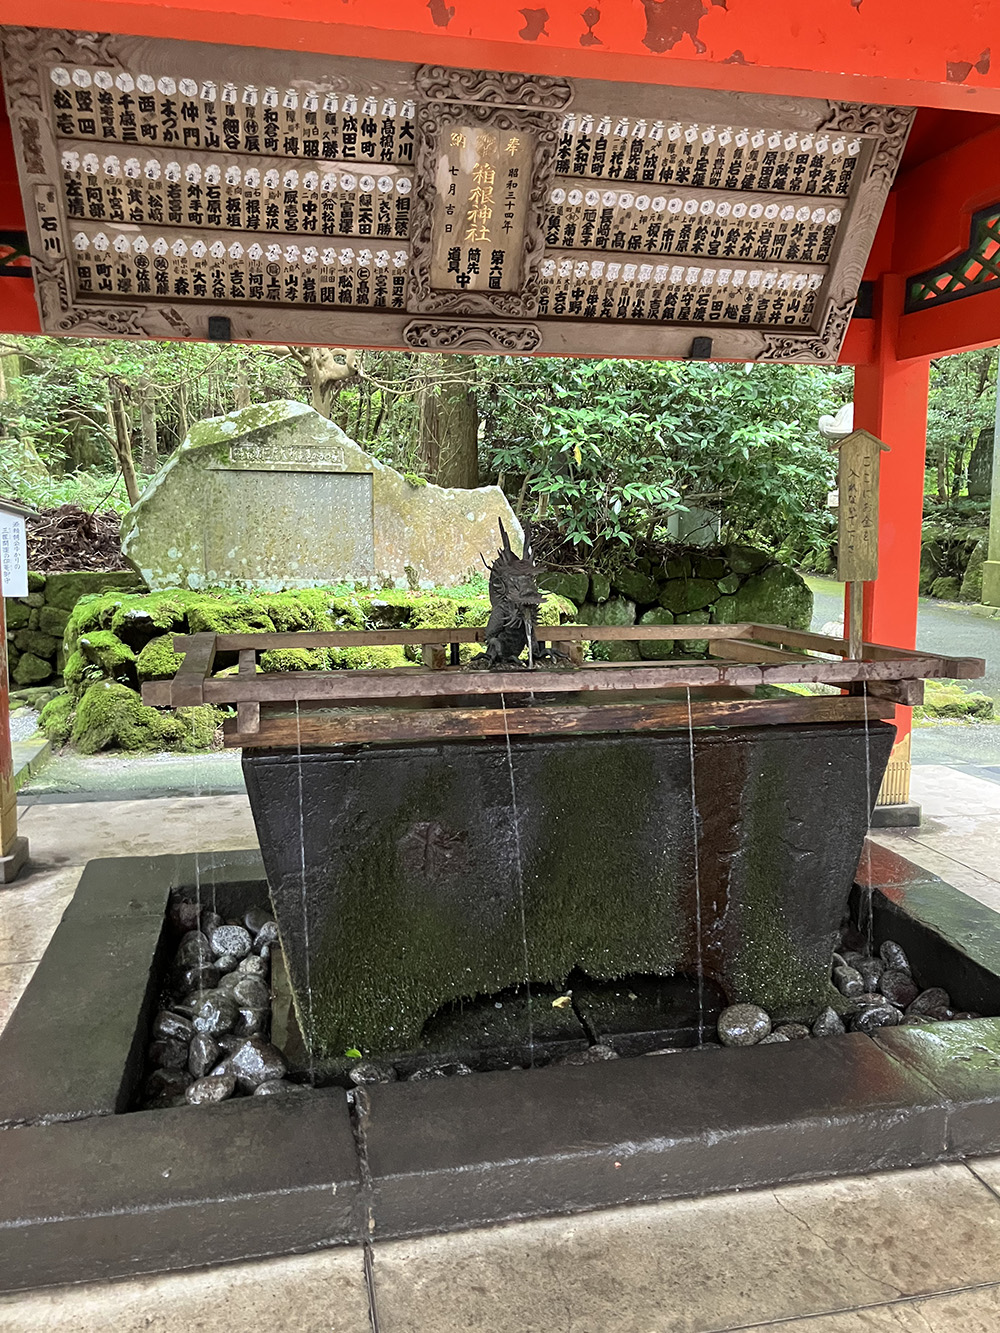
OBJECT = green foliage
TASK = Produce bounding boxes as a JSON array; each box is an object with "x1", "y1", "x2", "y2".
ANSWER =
[
  {"x1": 478, "y1": 357, "x2": 850, "y2": 557},
  {"x1": 926, "y1": 348, "x2": 997, "y2": 501}
]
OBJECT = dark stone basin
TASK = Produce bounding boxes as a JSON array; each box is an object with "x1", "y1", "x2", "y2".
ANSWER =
[{"x1": 243, "y1": 721, "x2": 894, "y2": 1055}]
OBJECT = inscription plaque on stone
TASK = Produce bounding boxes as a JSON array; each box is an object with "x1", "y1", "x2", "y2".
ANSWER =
[{"x1": 1, "y1": 28, "x2": 915, "y2": 363}]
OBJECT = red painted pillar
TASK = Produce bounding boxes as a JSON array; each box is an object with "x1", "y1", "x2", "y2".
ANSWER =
[{"x1": 852, "y1": 273, "x2": 930, "y2": 807}]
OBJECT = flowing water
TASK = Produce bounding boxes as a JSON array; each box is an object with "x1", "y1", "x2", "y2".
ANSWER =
[
  {"x1": 293, "y1": 699, "x2": 317, "y2": 1082},
  {"x1": 499, "y1": 691, "x2": 535, "y2": 1065},
  {"x1": 860, "y1": 679, "x2": 875, "y2": 952},
  {"x1": 685, "y1": 686, "x2": 706, "y2": 1046}
]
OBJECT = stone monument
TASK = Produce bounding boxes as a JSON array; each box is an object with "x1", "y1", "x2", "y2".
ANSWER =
[{"x1": 121, "y1": 400, "x2": 520, "y2": 591}]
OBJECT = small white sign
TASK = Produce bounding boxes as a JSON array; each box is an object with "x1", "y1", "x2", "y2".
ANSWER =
[{"x1": 0, "y1": 512, "x2": 28, "y2": 599}]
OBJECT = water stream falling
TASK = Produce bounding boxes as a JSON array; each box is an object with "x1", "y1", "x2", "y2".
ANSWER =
[
  {"x1": 684, "y1": 686, "x2": 706, "y2": 1046},
  {"x1": 499, "y1": 691, "x2": 535, "y2": 1065},
  {"x1": 293, "y1": 699, "x2": 317, "y2": 1082},
  {"x1": 860, "y1": 679, "x2": 875, "y2": 952}
]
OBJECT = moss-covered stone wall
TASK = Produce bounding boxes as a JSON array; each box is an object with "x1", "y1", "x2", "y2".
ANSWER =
[
  {"x1": 5, "y1": 569, "x2": 145, "y2": 687},
  {"x1": 539, "y1": 543, "x2": 812, "y2": 658}
]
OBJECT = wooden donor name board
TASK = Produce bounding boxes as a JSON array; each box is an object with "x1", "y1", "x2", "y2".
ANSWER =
[
  {"x1": 832, "y1": 428, "x2": 888, "y2": 584},
  {"x1": 1, "y1": 28, "x2": 914, "y2": 362}
]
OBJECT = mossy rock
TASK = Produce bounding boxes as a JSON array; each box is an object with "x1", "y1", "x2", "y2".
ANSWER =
[
  {"x1": 695, "y1": 555, "x2": 728, "y2": 580},
  {"x1": 717, "y1": 572, "x2": 741, "y2": 595},
  {"x1": 637, "y1": 607, "x2": 674, "y2": 659},
  {"x1": 576, "y1": 597, "x2": 636, "y2": 627},
  {"x1": 589, "y1": 572, "x2": 611, "y2": 603},
  {"x1": 657, "y1": 577, "x2": 721, "y2": 615},
  {"x1": 930, "y1": 575, "x2": 962, "y2": 601},
  {"x1": 39, "y1": 692, "x2": 74, "y2": 744},
  {"x1": 12, "y1": 652, "x2": 52, "y2": 685},
  {"x1": 711, "y1": 564, "x2": 812, "y2": 631},
  {"x1": 724, "y1": 544, "x2": 769, "y2": 575},
  {"x1": 37, "y1": 604, "x2": 71, "y2": 638},
  {"x1": 260, "y1": 648, "x2": 331, "y2": 672},
  {"x1": 64, "y1": 648, "x2": 103, "y2": 695},
  {"x1": 70, "y1": 680, "x2": 221, "y2": 754},
  {"x1": 329, "y1": 645, "x2": 411, "y2": 670},
  {"x1": 919, "y1": 681, "x2": 995, "y2": 720},
  {"x1": 610, "y1": 568, "x2": 659, "y2": 605},
  {"x1": 78, "y1": 630, "x2": 137, "y2": 681},
  {"x1": 577, "y1": 597, "x2": 637, "y2": 661},
  {"x1": 136, "y1": 634, "x2": 185, "y2": 681},
  {"x1": 674, "y1": 609, "x2": 711, "y2": 656},
  {"x1": 186, "y1": 599, "x2": 276, "y2": 636},
  {"x1": 27, "y1": 571, "x2": 46, "y2": 593},
  {"x1": 44, "y1": 570, "x2": 145, "y2": 611},
  {"x1": 960, "y1": 536, "x2": 987, "y2": 603},
  {"x1": 539, "y1": 569, "x2": 589, "y2": 605},
  {"x1": 5, "y1": 600, "x2": 29, "y2": 630},
  {"x1": 258, "y1": 588, "x2": 340, "y2": 632},
  {"x1": 919, "y1": 541, "x2": 946, "y2": 595},
  {"x1": 537, "y1": 592, "x2": 575, "y2": 627},
  {"x1": 14, "y1": 629, "x2": 58, "y2": 658}
]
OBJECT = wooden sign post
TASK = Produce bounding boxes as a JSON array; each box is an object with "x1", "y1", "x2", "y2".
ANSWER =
[{"x1": 829, "y1": 428, "x2": 889, "y2": 660}]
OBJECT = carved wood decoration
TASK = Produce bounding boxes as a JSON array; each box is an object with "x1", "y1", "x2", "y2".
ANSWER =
[{"x1": 1, "y1": 28, "x2": 914, "y2": 362}]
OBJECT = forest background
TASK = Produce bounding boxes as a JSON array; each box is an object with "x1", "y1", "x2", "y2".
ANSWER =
[{"x1": 0, "y1": 336, "x2": 994, "y2": 577}]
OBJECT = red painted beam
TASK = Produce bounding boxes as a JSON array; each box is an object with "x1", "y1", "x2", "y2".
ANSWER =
[{"x1": 10, "y1": 0, "x2": 1000, "y2": 113}]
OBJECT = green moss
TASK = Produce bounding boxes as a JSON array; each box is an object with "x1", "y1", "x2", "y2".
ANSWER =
[
  {"x1": 136, "y1": 634, "x2": 184, "y2": 680},
  {"x1": 70, "y1": 681, "x2": 221, "y2": 754},
  {"x1": 403, "y1": 472, "x2": 428, "y2": 487},
  {"x1": 78, "y1": 630, "x2": 136, "y2": 677},
  {"x1": 537, "y1": 592, "x2": 575, "y2": 627},
  {"x1": 916, "y1": 680, "x2": 995, "y2": 721},
  {"x1": 328, "y1": 645, "x2": 410, "y2": 670},
  {"x1": 259, "y1": 648, "x2": 330, "y2": 672},
  {"x1": 38, "y1": 693, "x2": 74, "y2": 744},
  {"x1": 185, "y1": 598, "x2": 276, "y2": 635},
  {"x1": 63, "y1": 648, "x2": 104, "y2": 695}
]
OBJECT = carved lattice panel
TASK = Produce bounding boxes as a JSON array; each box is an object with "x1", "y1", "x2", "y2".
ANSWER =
[
  {"x1": 1, "y1": 28, "x2": 914, "y2": 361},
  {"x1": 906, "y1": 205, "x2": 1000, "y2": 312}
]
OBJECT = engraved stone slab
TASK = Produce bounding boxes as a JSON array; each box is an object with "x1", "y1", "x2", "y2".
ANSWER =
[{"x1": 121, "y1": 399, "x2": 520, "y2": 591}]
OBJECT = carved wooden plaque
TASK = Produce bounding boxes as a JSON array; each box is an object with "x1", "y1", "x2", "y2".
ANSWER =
[
  {"x1": 1, "y1": 28, "x2": 914, "y2": 361},
  {"x1": 832, "y1": 428, "x2": 887, "y2": 583}
]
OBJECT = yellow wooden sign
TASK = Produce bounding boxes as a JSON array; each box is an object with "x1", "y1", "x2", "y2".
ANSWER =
[{"x1": 830, "y1": 428, "x2": 888, "y2": 584}]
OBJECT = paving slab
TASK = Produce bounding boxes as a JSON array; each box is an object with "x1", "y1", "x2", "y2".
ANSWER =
[
  {"x1": 736, "y1": 1284, "x2": 1000, "y2": 1330},
  {"x1": 16, "y1": 793, "x2": 258, "y2": 865},
  {"x1": 371, "y1": 1163, "x2": 1000, "y2": 1333},
  {"x1": 0, "y1": 1241, "x2": 370, "y2": 1332}
]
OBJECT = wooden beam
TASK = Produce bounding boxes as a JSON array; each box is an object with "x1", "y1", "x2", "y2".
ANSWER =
[
  {"x1": 226, "y1": 694, "x2": 896, "y2": 749},
  {"x1": 747, "y1": 623, "x2": 985, "y2": 678},
  {"x1": 142, "y1": 649, "x2": 964, "y2": 712},
  {"x1": 173, "y1": 623, "x2": 756, "y2": 652},
  {"x1": 169, "y1": 632, "x2": 217, "y2": 706},
  {"x1": 237, "y1": 648, "x2": 260, "y2": 735}
]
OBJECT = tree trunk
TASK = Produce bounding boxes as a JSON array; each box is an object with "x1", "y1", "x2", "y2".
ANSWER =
[
  {"x1": 417, "y1": 358, "x2": 479, "y2": 488},
  {"x1": 178, "y1": 380, "x2": 189, "y2": 442},
  {"x1": 234, "y1": 373, "x2": 251, "y2": 410},
  {"x1": 107, "y1": 386, "x2": 141, "y2": 506},
  {"x1": 138, "y1": 380, "x2": 158, "y2": 473}
]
